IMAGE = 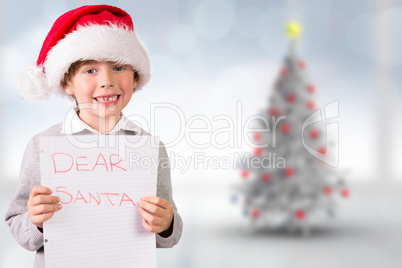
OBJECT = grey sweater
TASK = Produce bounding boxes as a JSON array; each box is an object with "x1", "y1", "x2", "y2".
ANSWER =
[{"x1": 5, "y1": 123, "x2": 182, "y2": 267}]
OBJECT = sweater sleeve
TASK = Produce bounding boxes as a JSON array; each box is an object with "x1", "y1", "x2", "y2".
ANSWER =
[
  {"x1": 155, "y1": 142, "x2": 183, "y2": 248},
  {"x1": 4, "y1": 136, "x2": 44, "y2": 251}
]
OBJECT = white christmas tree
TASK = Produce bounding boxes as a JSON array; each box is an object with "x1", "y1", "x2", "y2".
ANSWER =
[{"x1": 234, "y1": 22, "x2": 349, "y2": 234}]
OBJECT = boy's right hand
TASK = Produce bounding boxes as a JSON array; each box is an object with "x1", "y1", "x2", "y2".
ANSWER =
[{"x1": 27, "y1": 185, "x2": 62, "y2": 228}]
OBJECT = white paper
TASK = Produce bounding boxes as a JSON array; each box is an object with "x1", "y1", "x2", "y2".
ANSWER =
[{"x1": 40, "y1": 135, "x2": 159, "y2": 268}]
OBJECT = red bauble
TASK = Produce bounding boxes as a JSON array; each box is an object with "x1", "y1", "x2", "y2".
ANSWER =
[
  {"x1": 318, "y1": 146, "x2": 326, "y2": 154},
  {"x1": 241, "y1": 169, "x2": 249, "y2": 179},
  {"x1": 310, "y1": 129, "x2": 319, "y2": 139},
  {"x1": 341, "y1": 188, "x2": 350, "y2": 198},
  {"x1": 287, "y1": 94, "x2": 296, "y2": 103},
  {"x1": 307, "y1": 84, "x2": 315, "y2": 93},
  {"x1": 262, "y1": 172, "x2": 271, "y2": 182},
  {"x1": 323, "y1": 186, "x2": 332, "y2": 196},
  {"x1": 284, "y1": 167, "x2": 294, "y2": 177},
  {"x1": 251, "y1": 208, "x2": 260, "y2": 219},
  {"x1": 281, "y1": 123, "x2": 291, "y2": 133},
  {"x1": 280, "y1": 67, "x2": 287, "y2": 76},
  {"x1": 299, "y1": 60, "x2": 306, "y2": 69},
  {"x1": 295, "y1": 209, "x2": 306, "y2": 220},
  {"x1": 307, "y1": 100, "x2": 315, "y2": 110},
  {"x1": 253, "y1": 132, "x2": 262, "y2": 141},
  {"x1": 254, "y1": 148, "x2": 263, "y2": 157},
  {"x1": 269, "y1": 107, "x2": 280, "y2": 117}
]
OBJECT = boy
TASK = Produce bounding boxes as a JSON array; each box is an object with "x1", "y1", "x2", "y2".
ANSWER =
[{"x1": 5, "y1": 5, "x2": 182, "y2": 267}]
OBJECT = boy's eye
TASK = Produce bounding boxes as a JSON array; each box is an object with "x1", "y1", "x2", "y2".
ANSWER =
[
  {"x1": 85, "y1": 69, "x2": 96, "y2": 74},
  {"x1": 113, "y1": 66, "x2": 124, "y2": 71}
]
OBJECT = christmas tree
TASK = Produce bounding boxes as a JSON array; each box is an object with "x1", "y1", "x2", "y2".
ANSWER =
[{"x1": 233, "y1": 22, "x2": 349, "y2": 234}]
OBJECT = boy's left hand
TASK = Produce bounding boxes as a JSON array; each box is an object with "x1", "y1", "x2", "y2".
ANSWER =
[{"x1": 138, "y1": 197, "x2": 173, "y2": 234}]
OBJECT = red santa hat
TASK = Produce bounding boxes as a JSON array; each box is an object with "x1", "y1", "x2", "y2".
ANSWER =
[{"x1": 19, "y1": 5, "x2": 151, "y2": 101}]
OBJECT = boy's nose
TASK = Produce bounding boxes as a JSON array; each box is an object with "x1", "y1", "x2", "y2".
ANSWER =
[
  {"x1": 101, "y1": 81, "x2": 114, "y2": 88},
  {"x1": 100, "y1": 71, "x2": 115, "y2": 88}
]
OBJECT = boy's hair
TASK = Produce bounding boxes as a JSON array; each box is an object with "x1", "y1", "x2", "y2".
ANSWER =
[{"x1": 61, "y1": 61, "x2": 140, "y2": 91}]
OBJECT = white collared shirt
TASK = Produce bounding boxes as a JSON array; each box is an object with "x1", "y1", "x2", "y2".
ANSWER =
[{"x1": 61, "y1": 108, "x2": 142, "y2": 135}]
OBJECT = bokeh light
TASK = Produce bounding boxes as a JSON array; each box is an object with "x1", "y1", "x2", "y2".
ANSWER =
[
  {"x1": 235, "y1": 6, "x2": 262, "y2": 39},
  {"x1": 168, "y1": 23, "x2": 197, "y2": 53},
  {"x1": 194, "y1": 0, "x2": 236, "y2": 41},
  {"x1": 347, "y1": 8, "x2": 402, "y2": 65}
]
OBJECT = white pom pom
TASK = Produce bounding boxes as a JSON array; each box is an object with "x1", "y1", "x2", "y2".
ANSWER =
[{"x1": 18, "y1": 64, "x2": 51, "y2": 101}]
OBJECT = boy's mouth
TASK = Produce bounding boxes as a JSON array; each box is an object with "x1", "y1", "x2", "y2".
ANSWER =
[{"x1": 93, "y1": 94, "x2": 120, "y2": 105}]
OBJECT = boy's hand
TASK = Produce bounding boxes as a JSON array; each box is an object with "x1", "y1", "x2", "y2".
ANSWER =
[
  {"x1": 27, "y1": 185, "x2": 62, "y2": 228},
  {"x1": 138, "y1": 197, "x2": 173, "y2": 234}
]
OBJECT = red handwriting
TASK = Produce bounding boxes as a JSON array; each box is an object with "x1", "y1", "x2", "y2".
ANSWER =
[
  {"x1": 51, "y1": 153, "x2": 127, "y2": 174},
  {"x1": 56, "y1": 187, "x2": 136, "y2": 207}
]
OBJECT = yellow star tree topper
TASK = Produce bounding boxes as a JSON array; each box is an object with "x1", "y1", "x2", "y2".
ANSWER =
[{"x1": 286, "y1": 21, "x2": 302, "y2": 39}]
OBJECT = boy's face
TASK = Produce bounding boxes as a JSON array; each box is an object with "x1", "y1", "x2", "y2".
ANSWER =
[{"x1": 63, "y1": 61, "x2": 137, "y2": 127}]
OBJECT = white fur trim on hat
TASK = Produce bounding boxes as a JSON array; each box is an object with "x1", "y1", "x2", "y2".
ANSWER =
[
  {"x1": 19, "y1": 65, "x2": 51, "y2": 101},
  {"x1": 19, "y1": 24, "x2": 151, "y2": 101}
]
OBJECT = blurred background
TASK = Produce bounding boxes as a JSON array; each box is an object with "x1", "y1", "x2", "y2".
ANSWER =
[{"x1": 1, "y1": 0, "x2": 401, "y2": 267}]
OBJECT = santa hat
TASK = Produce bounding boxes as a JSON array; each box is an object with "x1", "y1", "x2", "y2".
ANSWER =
[{"x1": 19, "y1": 5, "x2": 151, "y2": 101}]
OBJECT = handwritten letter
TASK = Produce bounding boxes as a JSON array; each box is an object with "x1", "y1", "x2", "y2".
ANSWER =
[{"x1": 40, "y1": 135, "x2": 159, "y2": 268}]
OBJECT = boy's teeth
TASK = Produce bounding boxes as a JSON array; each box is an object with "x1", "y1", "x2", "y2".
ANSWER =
[{"x1": 96, "y1": 96, "x2": 118, "y2": 102}]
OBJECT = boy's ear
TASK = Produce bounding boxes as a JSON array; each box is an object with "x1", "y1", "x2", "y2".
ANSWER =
[
  {"x1": 63, "y1": 83, "x2": 74, "y2": 96},
  {"x1": 132, "y1": 79, "x2": 138, "y2": 90}
]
